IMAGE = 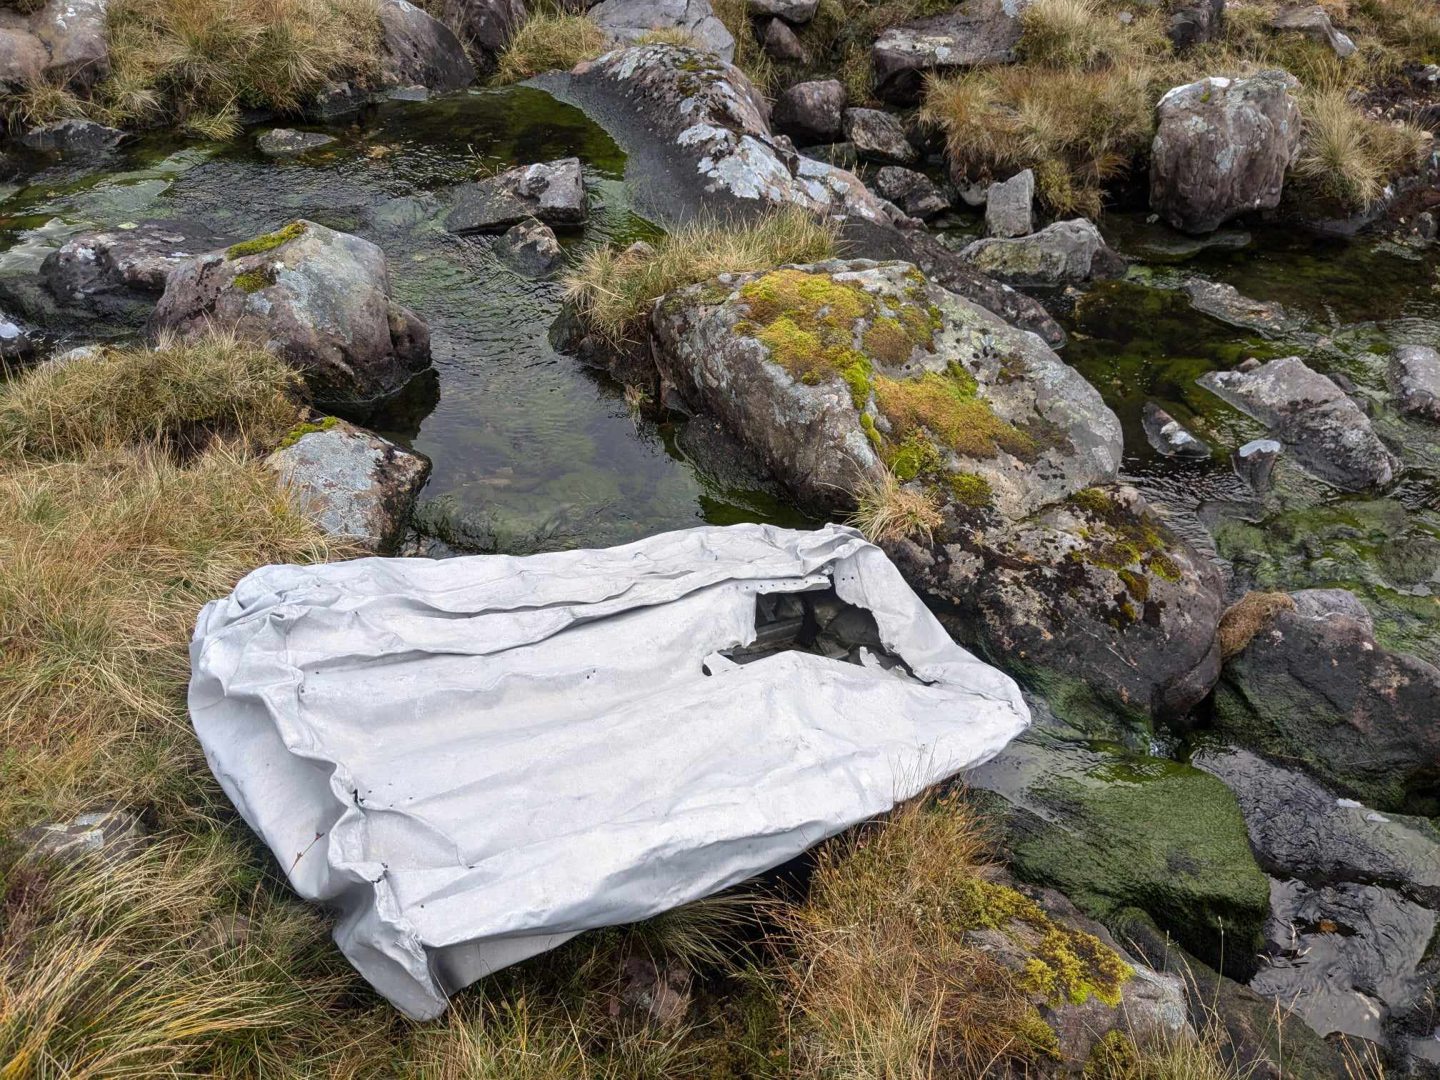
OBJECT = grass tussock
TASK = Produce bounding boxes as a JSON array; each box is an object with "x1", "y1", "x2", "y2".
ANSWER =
[
  {"x1": 1293, "y1": 88, "x2": 1430, "y2": 209},
  {"x1": 563, "y1": 207, "x2": 838, "y2": 346},
  {"x1": 95, "y1": 0, "x2": 381, "y2": 139},
  {"x1": 492, "y1": 11, "x2": 609, "y2": 85},
  {"x1": 848, "y1": 469, "x2": 944, "y2": 546},
  {"x1": 922, "y1": 64, "x2": 1156, "y2": 216},
  {"x1": 0, "y1": 331, "x2": 303, "y2": 460},
  {"x1": 1019, "y1": 0, "x2": 1168, "y2": 71}
]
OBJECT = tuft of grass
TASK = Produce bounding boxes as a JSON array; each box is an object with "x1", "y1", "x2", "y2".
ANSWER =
[
  {"x1": 1292, "y1": 88, "x2": 1430, "y2": 210},
  {"x1": 921, "y1": 64, "x2": 1155, "y2": 217},
  {"x1": 1085, "y1": 1025, "x2": 1266, "y2": 1079},
  {"x1": 711, "y1": 0, "x2": 777, "y2": 91},
  {"x1": 563, "y1": 207, "x2": 839, "y2": 346},
  {"x1": 1217, "y1": 590, "x2": 1296, "y2": 659},
  {"x1": 1019, "y1": 0, "x2": 1168, "y2": 70},
  {"x1": 0, "y1": 330, "x2": 304, "y2": 461},
  {"x1": 492, "y1": 11, "x2": 609, "y2": 85},
  {"x1": 847, "y1": 469, "x2": 943, "y2": 546},
  {"x1": 94, "y1": 0, "x2": 381, "y2": 139}
]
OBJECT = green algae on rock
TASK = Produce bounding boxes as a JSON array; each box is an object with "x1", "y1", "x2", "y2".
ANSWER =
[{"x1": 226, "y1": 221, "x2": 308, "y2": 260}]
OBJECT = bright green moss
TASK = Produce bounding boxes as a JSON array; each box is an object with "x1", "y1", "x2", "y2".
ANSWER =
[
  {"x1": 233, "y1": 267, "x2": 275, "y2": 294},
  {"x1": 1068, "y1": 487, "x2": 1183, "y2": 583},
  {"x1": 1084, "y1": 1030, "x2": 1140, "y2": 1079},
  {"x1": 950, "y1": 471, "x2": 994, "y2": 508},
  {"x1": 873, "y1": 367, "x2": 1037, "y2": 462},
  {"x1": 227, "y1": 221, "x2": 307, "y2": 260},
  {"x1": 886, "y1": 432, "x2": 943, "y2": 482},
  {"x1": 275, "y1": 414, "x2": 339, "y2": 450}
]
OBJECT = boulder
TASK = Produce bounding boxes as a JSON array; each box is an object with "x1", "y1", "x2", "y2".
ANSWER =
[
  {"x1": 957, "y1": 218, "x2": 1126, "y2": 286},
  {"x1": 494, "y1": 218, "x2": 563, "y2": 276},
  {"x1": 588, "y1": 0, "x2": 735, "y2": 62},
  {"x1": 17, "y1": 118, "x2": 125, "y2": 155},
  {"x1": 17, "y1": 809, "x2": 148, "y2": 868},
  {"x1": 267, "y1": 417, "x2": 431, "y2": 553},
  {"x1": 747, "y1": 0, "x2": 817, "y2": 23},
  {"x1": 1231, "y1": 437, "x2": 1282, "y2": 492},
  {"x1": 31, "y1": 0, "x2": 108, "y2": 88},
  {"x1": 1183, "y1": 278, "x2": 1302, "y2": 335},
  {"x1": 1198, "y1": 356, "x2": 1398, "y2": 491},
  {"x1": 0, "y1": 26, "x2": 47, "y2": 92},
  {"x1": 149, "y1": 221, "x2": 434, "y2": 410},
  {"x1": 871, "y1": 0, "x2": 1028, "y2": 105},
  {"x1": 1389, "y1": 343, "x2": 1440, "y2": 423},
  {"x1": 256, "y1": 128, "x2": 337, "y2": 156},
  {"x1": 1271, "y1": 4, "x2": 1356, "y2": 58},
  {"x1": 1141, "y1": 401, "x2": 1211, "y2": 458},
  {"x1": 760, "y1": 17, "x2": 806, "y2": 63},
  {"x1": 1168, "y1": 0, "x2": 1224, "y2": 48},
  {"x1": 439, "y1": 0, "x2": 527, "y2": 57},
  {"x1": 1151, "y1": 71, "x2": 1302, "y2": 234},
  {"x1": 0, "y1": 310, "x2": 33, "y2": 362},
  {"x1": 842, "y1": 107, "x2": 918, "y2": 166},
  {"x1": 1213, "y1": 588, "x2": 1440, "y2": 812},
  {"x1": 872, "y1": 165, "x2": 950, "y2": 219},
  {"x1": 984, "y1": 168, "x2": 1034, "y2": 238},
  {"x1": 378, "y1": 0, "x2": 476, "y2": 92},
  {"x1": 772, "y1": 78, "x2": 844, "y2": 144},
  {"x1": 446, "y1": 158, "x2": 587, "y2": 234}
]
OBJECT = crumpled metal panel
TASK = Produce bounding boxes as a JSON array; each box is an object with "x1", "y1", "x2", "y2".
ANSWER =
[{"x1": 189, "y1": 523, "x2": 1029, "y2": 1018}]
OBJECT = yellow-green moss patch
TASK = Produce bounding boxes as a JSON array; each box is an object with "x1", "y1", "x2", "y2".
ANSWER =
[
  {"x1": 227, "y1": 222, "x2": 307, "y2": 260},
  {"x1": 275, "y1": 414, "x2": 340, "y2": 450},
  {"x1": 1068, "y1": 487, "x2": 1182, "y2": 583},
  {"x1": 950, "y1": 472, "x2": 994, "y2": 508},
  {"x1": 873, "y1": 366, "x2": 1037, "y2": 462},
  {"x1": 233, "y1": 266, "x2": 277, "y2": 294}
]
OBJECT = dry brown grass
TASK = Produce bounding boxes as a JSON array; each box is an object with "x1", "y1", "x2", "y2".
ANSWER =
[
  {"x1": 1216, "y1": 590, "x2": 1296, "y2": 659},
  {"x1": 1019, "y1": 0, "x2": 1168, "y2": 70},
  {"x1": 1293, "y1": 88, "x2": 1430, "y2": 209},
  {"x1": 847, "y1": 469, "x2": 943, "y2": 546},
  {"x1": 492, "y1": 11, "x2": 608, "y2": 85}
]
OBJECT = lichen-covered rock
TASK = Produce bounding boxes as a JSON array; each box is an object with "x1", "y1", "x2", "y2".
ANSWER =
[
  {"x1": 18, "y1": 809, "x2": 148, "y2": 867},
  {"x1": 1198, "y1": 356, "x2": 1398, "y2": 491},
  {"x1": 1213, "y1": 588, "x2": 1440, "y2": 813},
  {"x1": 1151, "y1": 71, "x2": 1302, "y2": 234},
  {"x1": 968, "y1": 731, "x2": 1272, "y2": 979},
  {"x1": 439, "y1": 0, "x2": 527, "y2": 58},
  {"x1": 256, "y1": 128, "x2": 337, "y2": 157},
  {"x1": 842, "y1": 106, "x2": 918, "y2": 166},
  {"x1": 958, "y1": 219, "x2": 1126, "y2": 285},
  {"x1": 378, "y1": 0, "x2": 476, "y2": 92},
  {"x1": 1389, "y1": 344, "x2": 1440, "y2": 423},
  {"x1": 18, "y1": 117, "x2": 125, "y2": 155},
  {"x1": 760, "y1": 17, "x2": 806, "y2": 62},
  {"x1": 871, "y1": 0, "x2": 1029, "y2": 104},
  {"x1": 267, "y1": 417, "x2": 430, "y2": 552},
  {"x1": 650, "y1": 259, "x2": 1119, "y2": 518},
  {"x1": 31, "y1": 0, "x2": 108, "y2": 88},
  {"x1": 1168, "y1": 0, "x2": 1224, "y2": 47},
  {"x1": 1271, "y1": 4, "x2": 1355, "y2": 58},
  {"x1": 149, "y1": 221, "x2": 433, "y2": 410},
  {"x1": 494, "y1": 217, "x2": 563, "y2": 276},
  {"x1": 872, "y1": 165, "x2": 949, "y2": 219},
  {"x1": 446, "y1": 158, "x2": 587, "y2": 233},
  {"x1": 1183, "y1": 278, "x2": 1302, "y2": 335},
  {"x1": 589, "y1": 0, "x2": 735, "y2": 61},
  {"x1": 772, "y1": 78, "x2": 844, "y2": 144},
  {"x1": 985, "y1": 168, "x2": 1034, "y2": 238}
]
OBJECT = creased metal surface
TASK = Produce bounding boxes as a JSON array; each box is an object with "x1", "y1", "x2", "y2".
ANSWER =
[{"x1": 189, "y1": 523, "x2": 1030, "y2": 1018}]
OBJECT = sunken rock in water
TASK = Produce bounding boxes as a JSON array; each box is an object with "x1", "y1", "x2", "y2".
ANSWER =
[
  {"x1": 17, "y1": 118, "x2": 125, "y2": 155},
  {"x1": 495, "y1": 218, "x2": 563, "y2": 276},
  {"x1": 1142, "y1": 401, "x2": 1211, "y2": 458},
  {"x1": 150, "y1": 221, "x2": 434, "y2": 409},
  {"x1": 760, "y1": 18, "x2": 807, "y2": 63},
  {"x1": 872, "y1": 166, "x2": 950, "y2": 219},
  {"x1": 1389, "y1": 343, "x2": 1440, "y2": 423},
  {"x1": 378, "y1": 0, "x2": 476, "y2": 92},
  {"x1": 1150, "y1": 71, "x2": 1302, "y2": 235},
  {"x1": 957, "y1": 219, "x2": 1126, "y2": 285},
  {"x1": 1198, "y1": 356, "x2": 1398, "y2": 491},
  {"x1": 984, "y1": 168, "x2": 1034, "y2": 238},
  {"x1": 772, "y1": 78, "x2": 845, "y2": 144},
  {"x1": 1183, "y1": 278, "x2": 1301, "y2": 335},
  {"x1": 257, "y1": 128, "x2": 337, "y2": 156},
  {"x1": 842, "y1": 107, "x2": 919, "y2": 166},
  {"x1": 446, "y1": 158, "x2": 587, "y2": 234},
  {"x1": 1271, "y1": 4, "x2": 1356, "y2": 58},
  {"x1": 268, "y1": 418, "x2": 431, "y2": 553},
  {"x1": 439, "y1": 0, "x2": 527, "y2": 57},
  {"x1": 1232, "y1": 437, "x2": 1282, "y2": 492},
  {"x1": 1213, "y1": 588, "x2": 1440, "y2": 812},
  {"x1": 871, "y1": 0, "x2": 1028, "y2": 104},
  {"x1": 588, "y1": 0, "x2": 735, "y2": 62}
]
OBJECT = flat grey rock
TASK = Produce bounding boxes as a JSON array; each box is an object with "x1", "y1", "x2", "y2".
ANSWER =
[
  {"x1": 872, "y1": 165, "x2": 950, "y2": 219},
  {"x1": 958, "y1": 218, "x2": 1126, "y2": 286},
  {"x1": 257, "y1": 128, "x2": 337, "y2": 157},
  {"x1": 446, "y1": 158, "x2": 587, "y2": 234},
  {"x1": 1389, "y1": 344, "x2": 1440, "y2": 423},
  {"x1": 984, "y1": 168, "x2": 1034, "y2": 238},
  {"x1": 589, "y1": 0, "x2": 735, "y2": 61},
  {"x1": 842, "y1": 107, "x2": 918, "y2": 166}
]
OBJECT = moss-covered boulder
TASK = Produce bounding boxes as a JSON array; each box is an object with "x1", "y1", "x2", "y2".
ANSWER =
[{"x1": 967, "y1": 732, "x2": 1272, "y2": 980}]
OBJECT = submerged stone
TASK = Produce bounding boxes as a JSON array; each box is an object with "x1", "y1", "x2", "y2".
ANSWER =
[
  {"x1": 1389, "y1": 343, "x2": 1440, "y2": 423},
  {"x1": 1182, "y1": 278, "x2": 1302, "y2": 336},
  {"x1": 494, "y1": 218, "x2": 564, "y2": 277},
  {"x1": 1141, "y1": 401, "x2": 1211, "y2": 458},
  {"x1": 257, "y1": 128, "x2": 337, "y2": 157}
]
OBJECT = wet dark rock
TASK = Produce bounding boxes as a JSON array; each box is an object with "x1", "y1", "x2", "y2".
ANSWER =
[
  {"x1": 439, "y1": 0, "x2": 527, "y2": 58},
  {"x1": 772, "y1": 78, "x2": 844, "y2": 143},
  {"x1": 257, "y1": 128, "x2": 337, "y2": 157},
  {"x1": 1168, "y1": 0, "x2": 1224, "y2": 48},
  {"x1": 871, "y1": 0, "x2": 1027, "y2": 105},
  {"x1": 1272, "y1": 4, "x2": 1356, "y2": 58},
  {"x1": 494, "y1": 218, "x2": 563, "y2": 276},
  {"x1": 1142, "y1": 401, "x2": 1211, "y2": 458},
  {"x1": 378, "y1": 0, "x2": 476, "y2": 92},
  {"x1": 967, "y1": 730, "x2": 1271, "y2": 978},
  {"x1": 0, "y1": 25, "x2": 47, "y2": 92},
  {"x1": 31, "y1": 0, "x2": 108, "y2": 88},
  {"x1": 267, "y1": 417, "x2": 431, "y2": 553},
  {"x1": 1151, "y1": 71, "x2": 1302, "y2": 235},
  {"x1": 760, "y1": 17, "x2": 807, "y2": 62},
  {"x1": 842, "y1": 107, "x2": 918, "y2": 166},
  {"x1": 0, "y1": 310, "x2": 33, "y2": 362},
  {"x1": 1198, "y1": 356, "x2": 1398, "y2": 491},
  {"x1": 748, "y1": 0, "x2": 817, "y2": 22},
  {"x1": 18, "y1": 809, "x2": 148, "y2": 868},
  {"x1": 1183, "y1": 278, "x2": 1302, "y2": 335},
  {"x1": 984, "y1": 168, "x2": 1034, "y2": 238},
  {"x1": 17, "y1": 118, "x2": 125, "y2": 156},
  {"x1": 871, "y1": 165, "x2": 949, "y2": 219},
  {"x1": 1389, "y1": 344, "x2": 1440, "y2": 423},
  {"x1": 957, "y1": 219, "x2": 1126, "y2": 286},
  {"x1": 446, "y1": 157, "x2": 587, "y2": 234},
  {"x1": 1213, "y1": 587, "x2": 1440, "y2": 812},
  {"x1": 150, "y1": 221, "x2": 433, "y2": 411},
  {"x1": 1231, "y1": 437, "x2": 1283, "y2": 493},
  {"x1": 589, "y1": 0, "x2": 735, "y2": 61}
]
